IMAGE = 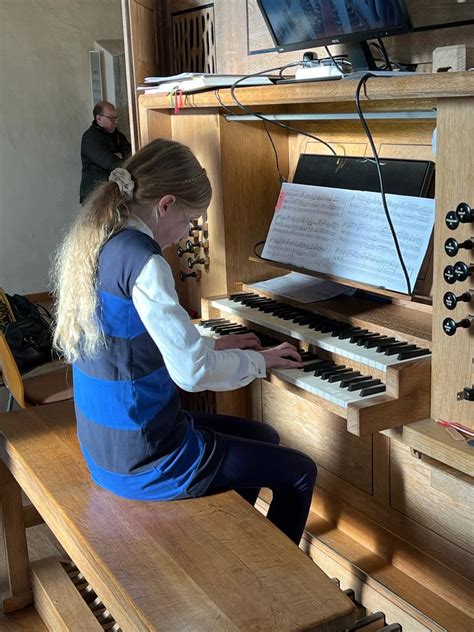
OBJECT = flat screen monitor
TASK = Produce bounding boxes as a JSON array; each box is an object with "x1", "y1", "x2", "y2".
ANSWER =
[{"x1": 257, "y1": 0, "x2": 412, "y2": 72}]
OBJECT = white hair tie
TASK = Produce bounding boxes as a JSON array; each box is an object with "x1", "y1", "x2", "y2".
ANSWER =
[{"x1": 109, "y1": 167, "x2": 135, "y2": 201}]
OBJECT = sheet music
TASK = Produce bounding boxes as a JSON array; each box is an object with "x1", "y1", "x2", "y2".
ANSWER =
[
  {"x1": 261, "y1": 183, "x2": 435, "y2": 294},
  {"x1": 248, "y1": 272, "x2": 355, "y2": 304}
]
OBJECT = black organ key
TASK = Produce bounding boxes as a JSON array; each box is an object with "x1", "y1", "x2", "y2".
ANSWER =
[
  {"x1": 349, "y1": 330, "x2": 371, "y2": 343},
  {"x1": 383, "y1": 342, "x2": 411, "y2": 356},
  {"x1": 257, "y1": 300, "x2": 279, "y2": 310},
  {"x1": 337, "y1": 327, "x2": 362, "y2": 339},
  {"x1": 314, "y1": 364, "x2": 337, "y2": 377},
  {"x1": 347, "y1": 378, "x2": 382, "y2": 392},
  {"x1": 328, "y1": 369, "x2": 357, "y2": 383},
  {"x1": 309, "y1": 318, "x2": 335, "y2": 331},
  {"x1": 364, "y1": 335, "x2": 390, "y2": 349},
  {"x1": 303, "y1": 360, "x2": 333, "y2": 372},
  {"x1": 397, "y1": 347, "x2": 431, "y2": 360},
  {"x1": 293, "y1": 314, "x2": 318, "y2": 324},
  {"x1": 355, "y1": 333, "x2": 381, "y2": 346},
  {"x1": 280, "y1": 310, "x2": 302, "y2": 320},
  {"x1": 267, "y1": 305, "x2": 293, "y2": 315},
  {"x1": 229, "y1": 293, "x2": 256, "y2": 301},
  {"x1": 375, "y1": 338, "x2": 398, "y2": 351},
  {"x1": 210, "y1": 320, "x2": 231, "y2": 330},
  {"x1": 220, "y1": 327, "x2": 251, "y2": 335},
  {"x1": 339, "y1": 373, "x2": 366, "y2": 387},
  {"x1": 300, "y1": 351, "x2": 319, "y2": 362},
  {"x1": 242, "y1": 297, "x2": 270, "y2": 306},
  {"x1": 320, "y1": 321, "x2": 347, "y2": 333},
  {"x1": 201, "y1": 318, "x2": 227, "y2": 327},
  {"x1": 320, "y1": 366, "x2": 347, "y2": 380},
  {"x1": 213, "y1": 324, "x2": 243, "y2": 333},
  {"x1": 360, "y1": 384, "x2": 387, "y2": 397},
  {"x1": 330, "y1": 325, "x2": 354, "y2": 337}
]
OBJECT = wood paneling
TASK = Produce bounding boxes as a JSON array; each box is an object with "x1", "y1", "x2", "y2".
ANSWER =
[
  {"x1": 431, "y1": 97, "x2": 474, "y2": 429},
  {"x1": 390, "y1": 440, "x2": 474, "y2": 552},
  {"x1": 261, "y1": 380, "x2": 374, "y2": 495}
]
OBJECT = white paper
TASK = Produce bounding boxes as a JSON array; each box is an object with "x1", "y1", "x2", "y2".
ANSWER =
[
  {"x1": 261, "y1": 183, "x2": 435, "y2": 294},
  {"x1": 248, "y1": 272, "x2": 354, "y2": 304}
]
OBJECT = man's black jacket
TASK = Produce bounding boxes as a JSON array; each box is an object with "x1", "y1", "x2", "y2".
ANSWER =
[{"x1": 80, "y1": 121, "x2": 131, "y2": 203}]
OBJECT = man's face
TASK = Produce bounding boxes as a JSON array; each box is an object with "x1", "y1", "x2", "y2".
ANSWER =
[{"x1": 96, "y1": 105, "x2": 118, "y2": 133}]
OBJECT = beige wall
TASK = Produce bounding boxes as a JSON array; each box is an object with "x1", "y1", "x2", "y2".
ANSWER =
[{"x1": 0, "y1": 0, "x2": 124, "y2": 294}]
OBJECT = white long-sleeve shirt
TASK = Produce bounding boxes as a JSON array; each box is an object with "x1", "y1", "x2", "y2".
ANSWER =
[{"x1": 129, "y1": 217, "x2": 266, "y2": 392}]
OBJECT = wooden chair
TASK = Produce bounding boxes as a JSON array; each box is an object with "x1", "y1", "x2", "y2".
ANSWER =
[
  {"x1": 0, "y1": 401, "x2": 356, "y2": 629},
  {"x1": 0, "y1": 331, "x2": 72, "y2": 411}
]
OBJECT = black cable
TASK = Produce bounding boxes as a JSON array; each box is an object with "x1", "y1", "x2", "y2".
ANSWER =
[
  {"x1": 229, "y1": 66, "x2": 337, "y2": 156},
  {"x1": 354, "y1": 74, "x2": 412, "y2": 295},
  {"x1": 377, "y1": 38, "x2": 393, "y2": 71},
  {"x1": 262, "y1": 119, "x2": 286, "y2": 183},
  {"x1": 215, "y1": 88, "x2": 286, "y2": 183},
  {"x1": 324, "y1": 45, "x2": 345, "y2": 74}
]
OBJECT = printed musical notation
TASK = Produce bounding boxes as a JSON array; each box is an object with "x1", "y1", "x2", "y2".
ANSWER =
[{"x1": 261, "y1": 183, "x2": 435, "y2": 294}]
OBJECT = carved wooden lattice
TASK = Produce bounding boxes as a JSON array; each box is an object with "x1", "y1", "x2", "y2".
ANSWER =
[{"x1": 171, "y1": 4, "x2": 216, "y2": 73}]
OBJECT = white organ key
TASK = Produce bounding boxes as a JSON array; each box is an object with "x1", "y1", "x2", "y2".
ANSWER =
[{"x1": 272, "y1": 366, "x2": 383, "y2": 409}]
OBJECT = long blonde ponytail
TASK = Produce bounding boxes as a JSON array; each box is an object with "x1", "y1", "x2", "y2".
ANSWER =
[{"x1": 52, "y1": 138, "x2": 211, "y2": 363}]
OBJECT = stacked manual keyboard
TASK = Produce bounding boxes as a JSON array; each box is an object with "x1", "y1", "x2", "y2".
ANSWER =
[
  {"x1": 211, "y1": 293, "x2": 431, "y2": 372},
  {"x1": 197, "y1": 318, "x2": 388, "y2": 410},
  {"x1": 198, "y1": 292, "x2": 432, "y2": 432}
]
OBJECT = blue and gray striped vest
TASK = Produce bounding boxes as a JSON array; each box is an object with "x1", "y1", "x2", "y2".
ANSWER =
[{"x1": 73, "y1": 229, "x2": 205, "y2": 500}]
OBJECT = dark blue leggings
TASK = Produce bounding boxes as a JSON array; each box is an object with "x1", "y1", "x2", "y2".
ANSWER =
[{"x1": 191, "y1": 412, "x2": 317, "y2": 545}]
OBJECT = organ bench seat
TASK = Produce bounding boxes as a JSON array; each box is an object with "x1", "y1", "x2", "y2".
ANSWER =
[{"x1": 0, "y1": 400, "x2": 356, "y2": 631}]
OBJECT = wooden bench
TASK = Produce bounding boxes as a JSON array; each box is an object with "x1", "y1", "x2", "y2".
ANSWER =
[{"x1": 0, "y1": 400, "x2": 355, "y2": 631}]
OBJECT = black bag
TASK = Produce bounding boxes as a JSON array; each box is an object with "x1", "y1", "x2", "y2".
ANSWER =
[{"x1": 1, "y1": 294, "x2": 55, "y2": 374}]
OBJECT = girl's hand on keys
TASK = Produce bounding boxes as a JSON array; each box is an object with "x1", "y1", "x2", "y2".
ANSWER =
[
  {"x1": 215, "y1": 332, "x2": 263, "y2": 351},
  {"x1": 259, "y1": 343, "x2": 303, "y2": 370}
]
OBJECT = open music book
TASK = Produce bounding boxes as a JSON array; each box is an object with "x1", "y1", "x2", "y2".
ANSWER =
[{"x1": 261, "y1": 183, "x2": 435, "y2": 295}]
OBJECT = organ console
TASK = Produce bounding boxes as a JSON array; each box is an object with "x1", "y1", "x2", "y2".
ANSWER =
[{"x1": 138, "y1": 74, "x2": 474, "y2": 631}]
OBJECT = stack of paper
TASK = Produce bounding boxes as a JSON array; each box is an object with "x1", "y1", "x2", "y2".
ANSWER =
[
  {"x1": 248, "y1": 273, "x2": 355, "y2": 304},
  {"x1": 138, "y1": 73, "x2": 275, "y2": 94}
]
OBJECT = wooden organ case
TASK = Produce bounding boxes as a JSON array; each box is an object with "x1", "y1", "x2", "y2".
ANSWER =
[{"x1": 135, "y1": 74, "x2": 474, "y2": 630}]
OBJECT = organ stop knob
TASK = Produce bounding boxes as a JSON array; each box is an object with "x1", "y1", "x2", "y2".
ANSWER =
[
  {"x1": 454, "y1": 261, "x2": 474, "y2": 282},
  {"x1": 443, "y1": 291, "x2": 472, "y2": 310},
  {"x1": 444, "y1": 238, "x2": 473, "y2": 257},
  {"x1": 442, "y1": 316, "x2": 473, "y2": 336}
]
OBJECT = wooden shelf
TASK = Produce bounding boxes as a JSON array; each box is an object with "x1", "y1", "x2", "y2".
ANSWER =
[{"x1": 140, "y1": 71, "x2": 474, "y2": 110}]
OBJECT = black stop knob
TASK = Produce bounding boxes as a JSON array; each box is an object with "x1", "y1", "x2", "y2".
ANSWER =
[
  {"x1": 456, "y1": 202, "x2": 473, "y2": 223},
  {"x1": 443, "y1": 316, "x2": 473, "y2": 336},
  {"x1": 443, "y1": 291, "x2": 472, "y2": 310},
  {"x1": 443, "y1": 265, "x2": 456, "y2": 284},
  {"x1": 179, "y1": 270, "x2": 201, "y2": 281},
  {"x1": 444, "y1": 238, "x2": 473, "y2": 257},
  {"x1": 458, "y1": 386, "x2": 474, "y2": 401},
  {"x1": 453, "y1": 261, "x2": 474, "y2": 282},
  {"x1": 445, "y1": 210, "x2": 459, "y2": 230}
]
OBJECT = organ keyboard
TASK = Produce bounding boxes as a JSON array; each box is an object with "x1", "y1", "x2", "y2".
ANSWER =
[{"x1": 199, "y1": 291, "x2": 432, "y2": 436}]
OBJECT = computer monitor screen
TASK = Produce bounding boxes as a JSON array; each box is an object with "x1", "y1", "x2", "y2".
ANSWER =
[{"x1": 257, "y1": 0, "x2": 412, "y2": 71}]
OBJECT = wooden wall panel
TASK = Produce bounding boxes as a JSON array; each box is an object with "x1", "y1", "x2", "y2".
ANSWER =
[
  {"x1": 261, "y1": 380, "x2": 374, "y2": 495},
  {"x1": 390, "y1": 440, "x2": 474, "y2": 553},
  {"x1": 431, "y1": 98, "x2": 474, "y2": 429}
]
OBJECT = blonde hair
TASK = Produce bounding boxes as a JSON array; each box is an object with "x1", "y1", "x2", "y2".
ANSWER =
[{"x1": 52, "y1": 138, "x2": 212, "y2": 362}]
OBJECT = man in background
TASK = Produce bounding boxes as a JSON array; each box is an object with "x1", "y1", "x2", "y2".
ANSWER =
[{"x1": 80, "y1": 101, "x2": 131, "y2": 203}]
